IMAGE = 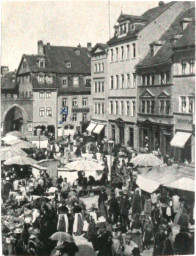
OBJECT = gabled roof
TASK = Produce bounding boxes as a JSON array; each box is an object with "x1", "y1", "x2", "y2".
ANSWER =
[
  {"x1": 140, "y1": 89, "x2": 155, "y2": 98},
  {"x1": 1, "y1": 72, "x2": 18, "y2": 91},
  {"x1": 90, "y1": 43, "x2": 108, "y2": 55},
  {"x1": 108, "y1": 2, "x2": 176, "y2": 45},
  {"x1": 136, "y1": 7, "x2": 195, "y2": 69},
  {"x1": 21, "y1": 45, "x2": 91, "y2": 75},
  {"x1": 117, "y1": 13, "x2": 146, "y2": 23},
  {"x1": 157, "y1": 91, "x2": 171, "y2": 98}
]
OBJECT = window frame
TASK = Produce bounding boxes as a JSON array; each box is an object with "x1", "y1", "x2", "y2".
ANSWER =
[
  {"x1": 73, "y1": 76, "x2": 79, "y2": 87},
  {"x1": 46, "y1": 107, "x2": 52, "y2": 117},
  {"x1": 39, "y1": 107, "x2": 45, "y2": 117},
  {"x1": 39, "y1": 91, "x2": 45, "y2": 98},
  {"x1": 46, "y1": 91, "x2": 51, "y2": 98}
]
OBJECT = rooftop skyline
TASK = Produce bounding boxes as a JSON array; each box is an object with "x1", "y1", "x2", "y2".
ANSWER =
[{"x1": 2, "y1": 0, "x2": 158, "y2": 71}]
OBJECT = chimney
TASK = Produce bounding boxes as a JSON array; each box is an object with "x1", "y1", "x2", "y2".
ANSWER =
[
  {"x1": 1, "y1": 66, "x2": 9, "y2": 77},
  {"x1": 180, "y1": 18, "x2": 192, "y2": 31},
  {"x1": 46, "y1": 42, "x2": 50, "y2": 49},
  {"x1": 77, "y1": 43, "x2": 81, "y2": 48},
  {"x1": 159, "y1": 1, "x2": 164, "y2": 7},
  {"x1": 87, "y1": 42, "x2": 92, "y2": 51},
  {"x1": 38, "y1": 40, "x2": 44, "y2": 55}
]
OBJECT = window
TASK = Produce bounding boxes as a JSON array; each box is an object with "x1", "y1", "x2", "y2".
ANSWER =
[
  {"x1": 160, "y1": 72, "x2": 165, "y2": 84},
  {"x1": 111, "y1": 49, "x2": 114, "y2": 62},
  {"x1": 127, "y1": 74, "x2": 130, "y2": 88},
  {"x1": 151, "y1": 100, "x2": 155, "y2": 114},
  {"x1": 98, "y1": 82, "x2": 101, "y2": 92},
  {"x1": 121, "y1": 74, "x2": 124, "y2": 88},
  {"x1": 116, "y1": 48, "x2": 119, "y2": 61},
  {"x1": 151, "y1": 74, "x2": 155, "y2": 85},
  {"x1": 166, "y1": 71, "x2": 170, "y2": 84},
  {"x1": 165, "y1": 100, "x2": 170, "y2": 114},
  {"x1": 46, "y1": 76, "x2": 53, "y2": 83},
  {"x1": 121, "y1": 46, "x2": 124, "y2": 60},
  {"x1": 133, "y1": 73, "x2": 136, "y2": 88},
  {"x1": 141, "y1": 101, "x2": 145, "y2": 113},
  {"x1": 94, "y1": 64, "x2": 97, "y2": 73},
  {"x1": 62, "y1": 98, "x2": 67, "y2": 107},
  {"x1": 22, "y1": 61, "x2": 27, "y2": 69},
  {"x1": 73, "y1": 77, "x2": 79, "y2": 87},
  {"x1": 101, "y1": 63, "x2": 104, "y2": 72},
  {"x1": 95, "y1": 103, "x2": 97, "y2": 114},
  {"x1": 39, "y1": 108, "x2": 45, "y2": 117},
  {"x1": 121, "y1": 101, "x2": 124, "y2": 115},
  {"x1": 62, "y1": 114, "x2": 67, "y2": 123},
  {"x1": 126, "y1": 101, "x2": 130, "y2": 116},
  {"x1": 116, "y1": 75, "x2": 119, "y2": 89},
  {"x1": 142, "y1": 74, "x2": 146, "y2": 85},
  {"x1": 82, "y1": 113, "x2": 87, "y2": 122},
  {"x1": 98, "y1": 64, "x2": 101, "y2": 72},
  {"x1": 72, "y1": 114, "x2": 77, "y2": 122},
  {"x1": 98, "y1": 104, "x2": 101, "y2": 114},
  {"x1": 110, "y1": 101, "x2": 113, "y2": 114},
  {"x1": 46, "y1": 91, "x2": 51, "y2": 98},
  {"x1": 95, "y1": 82, "x2": 97, "y2": 92},
  {"x1": 147, "y1": 101, "x2": 151, "y2": 113},
  {"x1": 46, "y1": 107, "x2": 52, "y2": 117},
  {"x1": 147, "y1": 74, "x2": 150, "y2": 85},
  {"x1": 72, "y1": 98, "x2": 78, "y2": 107},
  {"x1": 38, "y1": 75, "x2": 44, "y2": 83},
  {"x1": 132, "y1": 101, "x2": 136, "y2": 116},
  {"x1": 62, "y1": 77, "x2": 68, "y2": 87},
  {"x1": 182, "y1": 60, "x2": 187, "y2": 75},
  {"x1": 180, "y1": 96, "x2": 186, "y2": 112},
  {"x1": 160, "y1": 100, "x2": 165, "y2": 113},
  {"x1": 132, "y1": 43, "x2": 136, "y2": 58},
  {"x1": 131, "y1": 24, "x2": 135, "y2": 31},
  {"x1": 188, "y1": 96, "x2": 195, "y2": 113},
  {"x1": 82, "y1": 97, "x2": 88, "y2": 106},
  {"x1": 190, "y1": 59, "x2": 195, "y2": 74},
  {"x1": 126, "y1": 45, "x2": 130, "y2": 59},
  {"x1": 102, "y1": 103, "x2": 105, "y2": 114},
  {"x1": 110, "y1": 76, "x2": 114, "y2": 89},
  {"x1": 116, "y1": 101, "x2": 119, "y2": 115},
  {"x1": 39, "y1": 92, "x2": 45, "y2": 98},
  {"x1": 39, "y1": 60, "x2": 45, "y2": 68},
  {"x1": 102, "y1": 82, "x2": 104, "y2": 92}
]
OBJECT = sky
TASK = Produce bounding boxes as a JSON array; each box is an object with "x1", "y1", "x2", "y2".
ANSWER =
[{"x1": 1, "y1": 0, "x2": 159, "y2": 71}]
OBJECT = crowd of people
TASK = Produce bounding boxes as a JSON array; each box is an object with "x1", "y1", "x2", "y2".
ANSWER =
[{"x1": 1, "y1": 133, "x2": 195, "y2": 256}]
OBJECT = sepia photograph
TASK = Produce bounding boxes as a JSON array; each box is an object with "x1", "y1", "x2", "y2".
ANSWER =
[{"x1": 1, "y1": 0, "x2": 195, "y2": 255}]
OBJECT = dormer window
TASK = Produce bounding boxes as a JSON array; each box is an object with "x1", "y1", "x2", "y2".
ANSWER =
[
  {"x1": 65, "y1": 61, "x2": 71, "y2": 68},
  {"x1": 39, "y1": 59, "x2": 45, "y2": 68},
  {"x1": 130, "y1": 24, "x2": 135, "y2": 31},
  {"x1": 46, "y1": 74, "x2": 53, "y2": 84},
  {"x1": 62, "y1": 76, "x2": 68, "y2": 87},
  {"x1": 38, "y1": 73, "x2": 45, "y2": 83}
]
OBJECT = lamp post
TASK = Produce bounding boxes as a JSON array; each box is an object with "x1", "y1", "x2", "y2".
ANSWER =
[
  {"x1": 37, "y1": 128, "x2": 42, "y2": 150},
  {"x1": 108, "y1": 140, "x2": 114, "y2": 186}
]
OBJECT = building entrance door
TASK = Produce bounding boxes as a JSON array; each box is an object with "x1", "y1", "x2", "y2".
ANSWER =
[{"x1": 119, "y1": 126, "x2": 124, "y2": 145}]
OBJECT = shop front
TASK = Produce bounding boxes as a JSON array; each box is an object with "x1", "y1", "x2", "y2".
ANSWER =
[
  {"x1": 171, "y1": 113, "x2": 194, "y2": 163},
  {"x1": 138, "y1": 119, "x2": 173, "y2": 155}
]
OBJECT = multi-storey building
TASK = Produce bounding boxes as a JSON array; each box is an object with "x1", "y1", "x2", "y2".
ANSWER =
[
  {"x1": 136, "y1": 7, "x2": 195, "y2": 158},
  {"x1": 171, "y1": 15, "x2": 195, "y2": 163},
  {"x1": 88, "y1": 43, "x2": 108, "y2": 140},
  {"x1": 16, "y1": 41, "x2": 91, "y2": 138},
  {"x1": 106, "y1": 1, "x2": 192, "y2": 149}
]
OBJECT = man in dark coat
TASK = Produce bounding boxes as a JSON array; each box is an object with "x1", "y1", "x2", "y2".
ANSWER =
[
  {"x1": 98, "y1": 187, "x2": 108, "y2": 217},
  {"x1": 174, "y1": 226, "x2": 191, "y2": 255},
  {"x1": 132, "y1": 189, "x2": 142, "y2": 217},
  {"x1": 153, "y1": 225, "x2": 166, "y2": 256},
  {"x1": 120, "y1": 192, "x2": 131, "y2": 231},
  {"x1": 108, "y1": 193, "x2": 120, "y2": 223}
]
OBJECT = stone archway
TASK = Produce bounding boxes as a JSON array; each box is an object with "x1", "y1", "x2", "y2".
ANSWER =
[{"x1": 3, "y1": 104, "x2": 28, "y2": 135}]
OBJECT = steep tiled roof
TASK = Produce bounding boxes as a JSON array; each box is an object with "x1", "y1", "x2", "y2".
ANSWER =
[
  {"x1": 24, "y1": 45, "x2": 91, "y2": 74},
  {"x1": 107, "y1": 2, "x2": 176, "y2": 45},
  {"x1": 1, "y1": 72, "x2": 18, "y2": 91},
  {"x1": 136, "y1": 7, "x2": 195, "y2": 68},
  {"x1": 90, "y1": 43, "x2": 108, "y2": 55},
  {"x1": 174, "y1": 23, "x2": 195, "y2": 48}
]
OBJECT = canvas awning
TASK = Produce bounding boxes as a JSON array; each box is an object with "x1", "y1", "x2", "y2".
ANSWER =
[
  {"x1": 93, "y1": 124, "x2": 105, "y2": 134},
  {"x1": 136, "y1": 175, "x2": 160, "y2": 193},
  {"x1": 170, "y1": 132, "x2": 191, "y2": 148},
  {"x1": 165, "y1": 177, "x2": 195, "y2": 192},
  {"x1": 86, "y1": 122, "x2": 97, "y2": 132}
]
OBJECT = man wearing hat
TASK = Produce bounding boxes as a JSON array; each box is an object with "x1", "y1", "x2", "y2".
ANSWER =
[
  {"x1": 98, "y1": 187, "x2": 108, "y2": 217},
  {"x1": 153, "y1": 224, "x2": 166, "y2": 256},
  {"x1": 108, "y1": 193, "x2": 120, "y2": 224},
  {"x1": 120, "y1": 191, "x2": 131, "y2": 232}
]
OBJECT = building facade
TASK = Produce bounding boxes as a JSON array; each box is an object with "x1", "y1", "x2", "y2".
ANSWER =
[
  {"x1": 89, "y1": 43, "x2": 108, "y2": 140},
  {"x1": 106, "y1": 1, "x2": 192, "y2": 149},
  {"x1": 16, "y1": 41, "x2": 91, "y2": 138},
  {"x1": 136, "y1": 7, "x2": 195, "y2": 158},
  {"x1": 171, "y1": 17, "x2": 195, "y2": 163}
]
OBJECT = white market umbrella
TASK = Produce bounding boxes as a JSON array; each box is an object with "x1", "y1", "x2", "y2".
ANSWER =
[
  {"x1": 5, "y1": 131, "x2": 23, "y2": 138},
  {"x1": 65, "y1": 159, "x2": 104, "y2": 172},
  {"x1": 48, "y1": 187, "x2": 58, "y2": 193},
  {"x1": 1, "y1": 147, "x2": 28, "y2": 161},
  {"x1": 4, "y1": 155, "x2": 37, "y2": 166},
  {"x1": 11, "y1": 140, "x2": 36, "y2": 149},
  {"x1": 131, "y1": 153, "x2": 163, "y2": 167},
  {"x1": 2, "y1": 135, "x2": 20, "y2": 144},
  {"x1": 166, "y1": 177, "x2": 195, "y2": 192}
]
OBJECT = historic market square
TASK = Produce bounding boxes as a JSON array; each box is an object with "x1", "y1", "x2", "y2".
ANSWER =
[{"x1": 1, "y1": 1, "x2": 195, "y2": 255}]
